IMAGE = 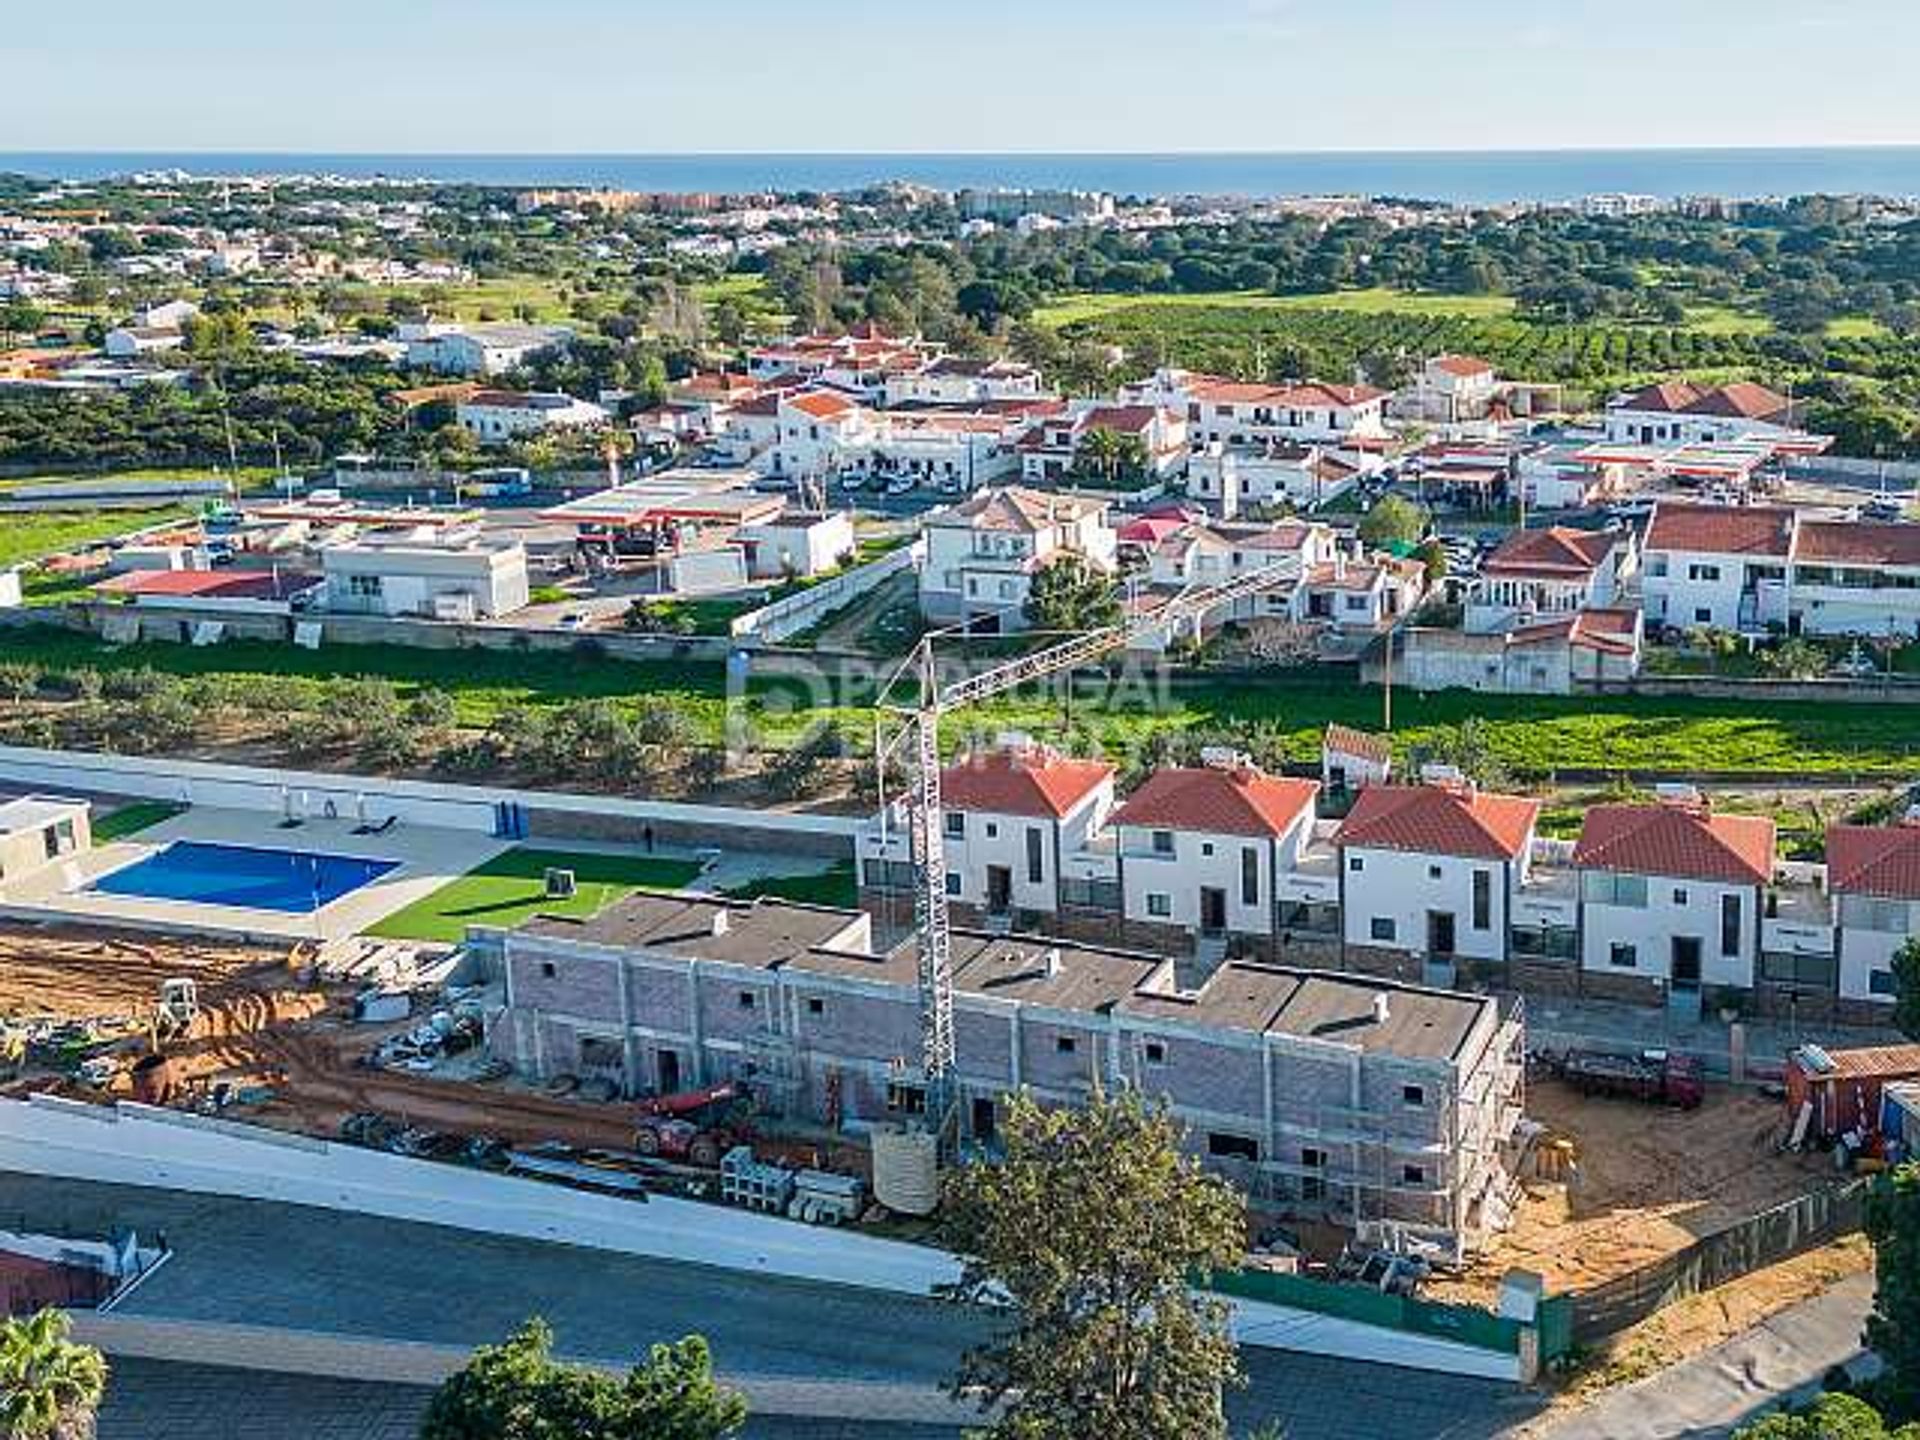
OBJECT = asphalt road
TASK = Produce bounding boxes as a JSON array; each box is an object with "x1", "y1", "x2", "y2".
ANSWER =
[{"x1": 1, "y1": 1172, "x2": 1540, "y2": 1440}]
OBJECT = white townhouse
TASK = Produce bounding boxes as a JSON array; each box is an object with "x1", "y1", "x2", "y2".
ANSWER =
[
  {"x1": 1109, "y1": 761, "x2": 1325, "y2": 953},
  {"x1": 1640, "y1": 501, "x2": 1798, "y2": 633},
  {"x1": 456, "y1": 390, "x2": 609, "y2": 445},
  {"x1": 1826, "y1": 824, "x2": 1920, "y2": 1013},
  {"x1": 1334, "y1": 781, "x2": 1543, "y2": 985},
  {"x1": 749, "y1": 323, "x2": 941, "y2": 402},
  {"x1": 1403, "y1": 354, "x2": 1501, "y2": 424},
  {"x1": 918, "y1": 486, "x2": 1115, "y2": 633},
  {"x1": 1187, "y1": 441, "x2": 1370, "y2": 516},
  {"x1": 1133, "y1": 518, "x2": 1338, "y2": 645},
  {"x1": 1293, "y1": 553, "x2": 1426, "y2": 633},
  {"x1": 770, "y1": 391, "x2": 879, "y2": 480},
  {"x1": 885, "y1": 356, "x2": 1045, "y2": 407},
  {"x1": 1466, "y1": 524, "x2": 1637, "y2": 633},
  {"x1": 938, "y1": 746, "x2": 1118, "y2": 922},
  {"x1": 1572, "y1": 801, "x2": 1775, "y2": 1017},
  {"x1": 1015, "y1": 404, "x2": 1189, "y2": 485},
  {"x1": 1606, "y1": 380, "x2": 1801, "y2": 447},
  {"x1": 1122, "y1": 368, "x2": 1392, "y2": 448},
  {"x1": 1643, "y1": 501, "x2": 1920, "y2": 638},
  {"x1": 404, "y1": 322, "x2": 574, "y2": 377}
]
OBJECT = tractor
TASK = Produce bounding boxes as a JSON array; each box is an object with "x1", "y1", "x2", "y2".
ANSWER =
[{"x1": 633, "y1": 1081, "x2": 752, "y2": 1168}]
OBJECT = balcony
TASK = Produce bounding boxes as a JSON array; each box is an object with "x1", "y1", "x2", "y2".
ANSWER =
[{"x1": 1764, "y1": 877, "x2": 1835, "y2": 956}]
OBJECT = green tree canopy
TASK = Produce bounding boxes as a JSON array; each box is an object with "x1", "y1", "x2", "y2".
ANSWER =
[
  {"x1": 1735, "y1": 1392, "x2": 1920, "y2": 1439},
  {"x1": 0, "y1": 1308, "x2": 108, "y2": 1440},
  {"x1": 1867, "y1": 1162, "x2": 1920, "y2": 1424},
  {"x1": 940, "y1": 1087, "x2": 1247, "y2": 1440},
  {"x1": 1357, "y1": 494, "x2": 1429, "y2": 551},
  {"x1": 1023, "y1": 553, "x2": 1121, "y2": 633},
  {"x1": 1892, "y1": 938, "x2": 1920, "y2": 1044},
  {"x1": 420, "y1": 1318, "x2": 746, "y2": 1440}
]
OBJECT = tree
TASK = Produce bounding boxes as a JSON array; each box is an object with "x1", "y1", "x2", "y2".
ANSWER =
[
  {"x1": 1357, "y1": 494, "x2": 1427, "y2": 551},
  {"x1": 1735, "y1": 1392, "x2": 1919, "y2": 1439},
  {"x1": 0, "y1": 1308, "x2": 108, "y2": 1440},
  {"x1": 941, "y1": 1088, "x2": 1246, "y2": 1440},
  {"x1": 420, "y1": 1318, "x2": 746, "y2": 1440},
  {"x1": 1890, "y1": 938, "x2": 1920, "y2": 1044},
  {"x1": 1024, "y1": 554, "x2": 1121, "y2": 633},
  {"x1": 1867, "y1": 1162, "x2": 1920, "y2": 1424}
]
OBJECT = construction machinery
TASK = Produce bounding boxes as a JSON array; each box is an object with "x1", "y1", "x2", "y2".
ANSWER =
[
  {"x1": 153, "y1": 978, "x2": 199, "y2": 1043},
  {"x1": 634, "y1": 1080, "x2": 753, "y2": 1168},
  {"x1": 1547, "y1": 1047, "x2": 1704, "y2": 1109},
  {"x1": 873, "y1": 557, "x2": 1305, "y2": 1147}
]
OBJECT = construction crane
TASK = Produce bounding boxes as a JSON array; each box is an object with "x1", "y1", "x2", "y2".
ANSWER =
[{"x1": 875, "y1": 558, "x2": 1305, "y2": 1139}]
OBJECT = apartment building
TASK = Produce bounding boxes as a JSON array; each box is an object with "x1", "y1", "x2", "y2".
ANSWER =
[
  {"x1": 1606, "y1": 380, "x2": 1799, "y2": 447},
  {"x1": 490, "y1": 890, "x2": 1524, "y2": 1256},
  {"x1": 1123, "y1": 368, "x2": 1392, "y2": 448},
  {"x1": 918, "y1": 486, "x2": 1115, "y2": 632},
  {"x1": 885, "y1": 355, "x2": 1045, "y2": 407},
  {"x1": 1572, "y1": 800, "x2": 1774, "y2": 1015},
  {"x1": 1643, "y1": 501, "x2": 1920, "y2": 638}
]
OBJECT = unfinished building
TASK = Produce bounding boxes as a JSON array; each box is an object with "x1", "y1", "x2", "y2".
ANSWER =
[{"x1": 488, "y1": 891, "x2": 1527, "y2": 1256}]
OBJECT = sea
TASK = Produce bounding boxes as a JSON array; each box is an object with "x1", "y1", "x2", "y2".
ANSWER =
[{"x1": 5, "y1": 148, "x2": 1920, "y2": 205}]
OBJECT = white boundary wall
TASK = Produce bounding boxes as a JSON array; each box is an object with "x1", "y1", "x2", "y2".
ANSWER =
[
  {"x1": 730, "y1": 541, "x2": 921, "y2": 643},
  {"x1": 0, "y1": 1095, "x2": 1520, "y2": 1378},
  {"x1": 0, "y1": 746, "x2": 861, "y2": 844}
]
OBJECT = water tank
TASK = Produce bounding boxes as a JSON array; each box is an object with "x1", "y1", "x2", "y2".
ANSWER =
[{"x1": 871, "y1": 1126, "x2": 940, "y2": 1217}]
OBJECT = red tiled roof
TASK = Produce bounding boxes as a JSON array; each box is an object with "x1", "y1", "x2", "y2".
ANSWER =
[
  {"x1": 1112, "y1": 766, "x2": 1319, "y2": 839},
  {"x1": 1324, "y1": 723, "x2": 1390, "y2": 766},
  {"x1": 94, "y1": 568, "x2": 319, "y2": 601},
  {"x1": 1335, "y1": 784, "x2": 1538, "y2": 861},
  {"x1": 1080, "y1": 404, "x2": 1162, "y2": 434},
  {"x1": 942, "y1": 748, "x2": 1113, "y2": 821},
  {"x1": 786, "y1": 390, "x2": 858, "y2": 420},
  {"x1": 1827, "y1": 823, "x2": 1920, "y2": 900},
  {"x1": 1431, "y1": 354, "x2": 1494, "y2": 378},
  {"x1": 1797, "y1": 521, "x2": 1920, "y2": 568},
  {"x1": 1572, "y1": 803, "x2": 1775, "y2": 886},
  {"x1": 1482, "y1": 525, "x2": 1619, "y2": 579},
  {"x1": 1644, "y1": 501, "x2": 1796, "y2": 558},
  {"x1": 1686, "y1": 381, "x2": 1791, "y2": 420}
]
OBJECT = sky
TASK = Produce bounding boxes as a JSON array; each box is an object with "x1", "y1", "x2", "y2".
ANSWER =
[{"x1": 5, "y1": 0, "x2": 1918, "y2": 155}]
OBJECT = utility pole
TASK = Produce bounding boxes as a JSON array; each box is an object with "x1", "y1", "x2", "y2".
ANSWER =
[{"x1": 1382, "y1": 622, "x2": 1394, "y2": 732}]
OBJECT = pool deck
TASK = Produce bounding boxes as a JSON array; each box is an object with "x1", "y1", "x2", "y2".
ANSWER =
[{"x1": 0, "y1": 807, "x2": 508, "y2": 943}]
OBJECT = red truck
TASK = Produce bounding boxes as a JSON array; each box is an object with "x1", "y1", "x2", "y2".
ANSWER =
[
  {"x1": 633, "y1": 1081, "x2": 752, "y2": 1168},
  {"x1": 1550, "y1": 1048, "x2": 1704, "y2": 1109}
]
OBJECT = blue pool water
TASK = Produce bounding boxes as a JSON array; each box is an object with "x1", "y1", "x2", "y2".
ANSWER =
[{"x1": 89, "y1": 841, "x2": 399, "y2": 913}]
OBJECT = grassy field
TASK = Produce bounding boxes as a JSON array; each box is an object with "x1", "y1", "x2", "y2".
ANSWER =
[
  {"x1": 1681, "y1": 305, "x2": 1771, "y2": 337},
  {"x1": 1033, "y1": 287, "x2": 1519, "y2": 328},
  {"x1": 721, "y1": 860, "x2": 858, "y2": 909},
  {"x1": 6, "y1": 628, "x2": 1919, "y2": 778},
  {"x1": 0, "y1": 505, "x2": 194, "y2": 570},
  {"x1": 90, "y1": 801, "x2": 185, "y2": 843},
  {"x1": 366, "y1": 847, "x2": 702, "y2": 943}
]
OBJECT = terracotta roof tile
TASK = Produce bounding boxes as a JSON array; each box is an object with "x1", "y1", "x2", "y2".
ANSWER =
[
  {"x1": 1335, "y1": 784, "x2": 1538, "y2": 861},
  {"x1": 1324, "y1": 723, "x2": 1391, "y2": 766},
  {"x1": 1797, "y1": 521, "x2": 1920, "y2": 568},
  {"x1": 1645, "y1": 501, "x2": 1796, "y2": 558},
  {"x1": 1826, "y1": 823, "x2": 1920, "y2": 900},
  {"x1": 1112, "y1": 766, "x2": 1319, "y2": 839},
  {"x1": 1572, "y1": 803, "x2": 1775, "y2": 886},
  {"x1": 1483, "y1": 525, "x2": 1621, "y2": 579},
  {"x1": 941, "y1": 749, "x2": 1114, "y2": 822}
]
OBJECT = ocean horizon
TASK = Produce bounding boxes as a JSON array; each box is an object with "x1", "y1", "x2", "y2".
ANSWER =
[{"x1": 6, "y1": 147, "x2": 1920, "y2": 205}]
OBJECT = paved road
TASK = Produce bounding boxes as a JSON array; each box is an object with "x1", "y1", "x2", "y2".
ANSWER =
[
  {"x1": 1, "y1": 1172, "x2": 1540, "y2": 1440},
  {"x1": 1538, "y1": 1274, "x2": 1876, "y2": 1440}
]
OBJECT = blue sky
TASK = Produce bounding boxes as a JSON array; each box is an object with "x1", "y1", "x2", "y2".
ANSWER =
[{"x1": 7, "y1": 0, "x2": 1917, "y2": 154}]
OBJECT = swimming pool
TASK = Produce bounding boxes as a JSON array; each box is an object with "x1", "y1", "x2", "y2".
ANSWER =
[{"x1": 89, "y1": 841, "x2": 399, "y2": 913}]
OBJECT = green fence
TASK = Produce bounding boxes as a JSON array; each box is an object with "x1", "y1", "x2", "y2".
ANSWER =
[{"x1": 1209, "y1": 1267, "x2": 1524, "y2": 1355}]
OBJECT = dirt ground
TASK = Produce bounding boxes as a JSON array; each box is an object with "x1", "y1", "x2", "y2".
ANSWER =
[{"x1": 1428, "y1": 1078, "x2": 1839, "y2": 1305}]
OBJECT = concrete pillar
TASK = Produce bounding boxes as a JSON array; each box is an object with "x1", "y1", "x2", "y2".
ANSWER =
[{"x1": 1728, "y1": 1021, "x2": 1747, "y2": 1087}]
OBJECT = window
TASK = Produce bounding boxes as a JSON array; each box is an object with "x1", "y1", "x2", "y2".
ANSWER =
[
  {"x1": 1402, "y1": 1164, "x2": 1428, "y2": 1186},
  {"x1": 1693, "y1": 607, "x2": 1712, "y2": 624},
  {"x1": 540, "y1": 961, "x2": 557, "y2": 979},
  {"x1": 1870, "y1": 969, "x2": 1897, "y2": 997},
  {"x1": 1687, "y1": 563, "x2": 1722, "y2": 582},
  {"x1": 1370, "y1": 917, "x2": 1396, "y2": 942},
  {"x1": 1609, "y1": 942, "x2": 1637, "y2": 969},
  {"x1": 1241, "y1": 847, "x2": 1260, "y2": 907},
  {"x1": 1584, "y1": 873, "x2": 1649, "y2": 908},
  {"x1": 985, "y1": 822, "x2": 999, "y2": 839},
  {"x1": 944, "y1": 811, "x2": 965, "y2": 839},
  {"x1": 1427, "y1": 864, "x2": 1443, "y2": 880},
  {"x1": 887, "y1": 1080, "x2": 927, "y2": 1114},
  {"x1": 1760, "y1": 951, "x2": 1836, "y2": 988},
  {"x1": 1201, "y1": 841, "x2": 1214, "y2": 857},
  {"x1": 945, "y1": 872, "x2": 961, "y2": 896},
  {"x1": 1056, "y1": 1034, "x2": 1077, "y2": 1055},
  {"x1": 1026, "y1": 827, "x2": 1044, "y2": 885},
  {"x1": 346, "y1": 573, "x2": 384, "y2": 598},
  {"x1": 1402, "y1": 1084, "x2": 1425, "y2": 1107},
  {"x1": 1301, "y1": 1146, "x2": 1327, "y2": 1200},
  {"x1": 1143, "y1": 1039, "x2": 1167, "y2": 1065},
  {"x1": 1151, "y1": 829, "x2": 1175, "y2": 856},
  {"x1": 1147, "y1": 892, "x2": 1171, "y2": 918},
  {"x1": 1842, "y1": 895, "x2": 1911, "y2": 932},
  {"x1": 738, "y1": 990, "x2": 756, "y2": 1010},
  {"x1": 1472, "y1": 869, "x2": 1492, "y2": 930},
  {"x1": 1348, "y1": 855, "x2": 1365, "y2": 873},
  {"x1": 1672, "y1": 888, "x2": 1688, "y2": 906},
  {"x1": 1721, "y1": 893, "x2": 1743, "y2": 956},
  {"x1": 1206, "y1": 1132, "x2": 1259, "y2": 1161},
  {"x1": 806, "y1": 996, "x2": 824, "y2": 1016}
]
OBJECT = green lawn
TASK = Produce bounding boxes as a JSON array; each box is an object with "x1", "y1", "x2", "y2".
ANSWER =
[
  {"x1": 1681, "y1": 305, "x2": 1771, "y2": 337},
  {"x1": 1826, "y1": 315, "x2": 1892, "y2": 340},
  {"x1": 721, "y1": 860, "x2": 858, "y2": 909},
  {"x1": 1033, "y1": 287, "x2": 1519, "y2": 328},
  {"x1": 366, "y1": 847, "x2": 703, "y2": 942},
  {"x1": 90, "y1": 801, "x2": 185, "y2": 843},
  {"x1": 0, "y1": 505, "x2": 194, "y2": 570}
]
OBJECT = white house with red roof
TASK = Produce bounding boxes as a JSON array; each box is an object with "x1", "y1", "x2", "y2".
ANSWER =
[
  {"x1": 1572, "y1": 797, "x2": 1776, "y2": 1012},
  {"x1": 771, "y1": 390, "x2": 878, "y2": 480},
  {"x1": 885, "y1": 355, "x2": 1045, "y2": 407},
  {"x1": 936, "y1": 744, "x2": 1117, "y2": 921},
  {"x1": 748, "y1": 323, "x2": 942, "y2": 402},
  {"x1": 1466, "y1": 524, "x2": 1637, "y2": 633},
  {"x1": 1334, "y1": 780, "x2": 1543, "y2": 981},
  {"x1": 919, "y1": 485, "x2": 1115, "y2": 632},
  {"x1": 1826, "y1": 822, "x2": 1920, "y2": 1010},
  {"x1": 1293, "y1": 552, "x2": 1427, "y2": 633},
  {"x1": 1606, "y1": 380, "x2": 1802, "y2": 447},
  {"x1": 1109, "y1": 757, "x2": 1325, "y2": 952},
  {"x1": 1405, "y1": 355, "x2": 1501, "y2": 424},
  {"x1": 1015, "y1": 403, "x2": 1188, "y2": 485},
  {"x1": 1122, "y1": 367, "x2": 1392, "y2": 448},
  {"x1": 1186, "y1": 440, "x2": 1371, "y2": 515}
]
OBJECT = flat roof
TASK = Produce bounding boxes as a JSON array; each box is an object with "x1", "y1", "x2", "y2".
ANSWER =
[
  {"x1": 521, "y1": 893, "x2": 862, "y2": 969},
  {"x1": 93, "y1": 568, "x2": 322, "y2": 601},
  {"x1": 0, "y1": 794, "x2": 88, "y2": 835}
]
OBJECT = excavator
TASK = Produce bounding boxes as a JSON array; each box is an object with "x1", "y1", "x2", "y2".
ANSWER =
[{"x1": 632, "y1": 1081, "x2": 752, "y2": 1168}]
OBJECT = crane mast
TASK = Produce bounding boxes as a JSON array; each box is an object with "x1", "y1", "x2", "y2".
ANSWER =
[{"x1": 885, "y1": 557, "x2": 1305, "y2": 1141}]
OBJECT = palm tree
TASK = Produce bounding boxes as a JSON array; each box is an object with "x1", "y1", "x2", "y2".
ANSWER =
[
  {"x1": 1076, "y1": 426, "x2": 1123, "y2": 489},
  {"x1": 0, "y1": 1309, "x2": 108, "y2": 1440}
]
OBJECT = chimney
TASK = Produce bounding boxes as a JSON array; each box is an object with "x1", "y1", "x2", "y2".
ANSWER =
[
  {"x1": 1372, "y1": 992, "x2": 1391, "y2": 1025},
  {"x1": 1044, "y1": 947, "x2": 1062, "y2": 978},
  {"x1": 711, "y1": 910, "x2": 730, "y2": 937}
]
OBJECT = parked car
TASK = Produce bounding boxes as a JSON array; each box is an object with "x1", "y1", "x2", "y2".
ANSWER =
[
  {"x1": 557, "y1": 610, "x2": 591, "y2": 631},
  {"x1": 884, "y1": 476, "x2": 916, "y2": 498}
]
